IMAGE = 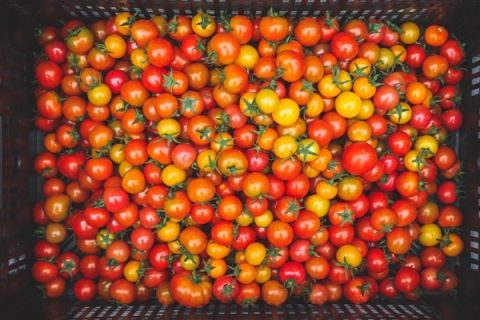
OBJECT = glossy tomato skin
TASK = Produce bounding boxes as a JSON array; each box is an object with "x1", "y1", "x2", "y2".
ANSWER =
[
  {"x1": 342, "y1": 142, "x2": 377, "y2": 175},
  {"x1": 395, "y1": 267, "x2": 420, "y2": 293}
]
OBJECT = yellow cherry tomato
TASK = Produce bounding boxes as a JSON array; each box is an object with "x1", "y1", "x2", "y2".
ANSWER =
[
  {"x1": 296, "y1": 139, "x2": 320, "y2": 163},
  {"x1": 356, "y1": 99, "x2": 375, "y2": 120},
  {"x1": 105, "y1": 34, "x2": 127, "y2": 59},
  {"x1": 157, "y1": 118, "x2": 180, "y2": 139},
  {"x1": 95, "y1": 229, "x2": 115, "y2": 249},
  {"x1": 391, "y1": 44, "x2": 406, "y2": 63},
  {"x1": 272, "y1": 98, "x2": 300, "y2": 126},
  {"x1": 414, "y1": 135, "x2": 438, "y2": 157},
  {"x1": 353, "y1": 77, "x2": 376, "y2": 99},
  {"x1": 403, "y1": 150, "x2": 426, "y2": 172},
  {"x1": 347, "y1": 120, "x2": 372, "y2": 142},
  {"x1": 255, "y1": 265, "x2": 272, "y2": 284},
  {"x1": 206, "y1": 240, "x2": 230, "y2": 259},
  {"x1": 124, "y1": 260, "x2": 141, "y2": 282},
  {"x1": 318, "y1": 74, "x2": 341, "y2": 98},
  {"x1": 196, "y1": 149, "x2": 218, "y2": 173},
  {"x1": 210, "y1": 131, "x2": 235, "y2": 153},
  {"x1": 418, "y1": 224, "x2": 442, "y2": 247},
  {"x1": 349, "y1": 57, "x2": 372, "y2": 76},
  {"x1": 161, "y1": 164, "x2": 186, "y2": 187},
  {"x1": 305, "y1": 93, "x2": 324, "y2": 117},
  {"x1": 239, "y1": 92, "x2": 259, "y2": 117},
  {"x1": 377, "y1": 48, "x2": 395, "y2": 71},
  {"x1": 273, "y1": 135, "x2": 298, "y2": 158},
  {"x1": 254, "y1": 209, "x2": 274, "y2": 228},
  {"x1": 245, "y1": 242, "x2": 266, "y2": 266},
  {"x1": 235, "y1": 45, "x2": 259, "y2": 70},
  {"x1": 336, "y1": 244, "x2": 362, "y2": 267},
  {"x1": 236, "y1": 212, "x2": 254, "y2": 226},
  {"x1": 388, "y1": 102, "x2": 412, "y2": 124},
  {"x1": 256, "y1": 88, "x2": 279, "y2": 114},
  {"x1": 130, "y1": 48, "x2": 150, "y2": 70},
  {"x1": 336, "y1": 69, "x2": 353, "y2": 92},
  {"x1": 180, "y1": 254, "x2": 200, "y2": 270},
  {"x1": 315, "y1": 180, "x2": 338, "y2": 200},
  {"x1": 155, "y1": 220, "x2": 180, "y2": 242},
  {"x1": 109, "y1": 144, "x2": 125, "y2": 164},
  {"x1": 335, "y1": 91, "x2": 362, "y2": 118},
  {"x1": 168, "y1": 239, "x2": 183, "y2": 255},
  {"x1": 208, "y1": 258, "x2": 227, "y2": 279},
  {"x1": 304, "y1": 194, "x2": 330, "y2": 217},
  {"x1": 400, "y1": 22, "x2": 420, "y2": 44},
  {"x1": 118, "y1": 160, "x2": 134, "y2": 177},
  {"x1": 191, "y1": 11, "x2": 216, "y2": 38}
]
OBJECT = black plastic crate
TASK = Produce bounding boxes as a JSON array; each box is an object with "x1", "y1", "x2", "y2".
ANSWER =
[{"x1": 1, "y1": 1, "x2": 480, "y2": 319}]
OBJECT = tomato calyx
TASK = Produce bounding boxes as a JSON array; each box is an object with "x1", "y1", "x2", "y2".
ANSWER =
[
  {"x1": 324, "y1": 11, "x2": 339, "y2": 30},
  {"x1": 240, "y1": 297, "x2": 257, "y2": 308},
  {"x1": 241, "y1": 97, "x2": 261, "y2": 119},
  {"x1": 227, "y1": 264, "x2": 242, "y2": 277},
  {"x1": 179, "y1": 93, "x2": 199, "y2": 116},
  {"x1": 69, "y1": 53, "x2": 81, "y2": 73},
  {"x1": 350, "y1": 63, "x2": 369, "y2": 81},
  {"x1": 380, "y1": 222, "x2": 395, "y2": 233},
  {"x1": 64, "y1": 26, "x2": 84, "y2": 40},
  {"x1": 134, "y1": 261, "x2": 151, "y2": 283},
  {"x1": 94, "y1": 43, "x2": 112, "y2": 54},
  {"x1": 212, "y1": 132, "x2": 235, "y2": 153},
  {"x1": 162, "y1": 70, "x2": 179, "y2": 93},
  {"x1": 33, "y1": 227, "x2": 46, "y2": 239},
  {"x1": 284, "y1": 198, "x2": 303, "y2": 219},
  {"x1": 267, "y1": 7, "x2": 285, "y2": 18},
  {"x1": 384, "y1": 20, "x2": 404, "y2": 34},
  {"x1": 36, "y1": 283, "x2": 47, "y2": 299},
  {"x1": 193, "y1": 35, "x2": 207, "y2": 55},
  {"x1": 386, "y1": 103, "x2": 410, "y2": 122},
  {"x1": 199, "y1": 259, "x2": 215, "y2": 276},
  {"x1": 120, "y1": 11, "x2": 138, "y2": 29},
  {"x1": 367, "y1": 20, "x2": 385, "y2": 34},
  {"x1": 194, "y1": 152, "x2": 219, "y2": 173},
  {"x1": 283, "y1": 278, "x2": 300, "y2": 296},
  {"x1": 106, "y1": 258, "x2": 120, "y2": 269},
  {"x1": 206, "y1": 51, "x2": 219, "y2": 65},
  {"x1": 263, "y1": 246, "x2": 284, "y2": 266},
  {"x1": 194, "y1": 126, "x2": 215, "y2": 143},
  {"x1": 335, "y1": 257, "x2": 358, "y2": 279},
  {"x1": 224, "y1": 164, "x2": 246, "y2": 177},
  {"x1": 59, "y1": 258, "x2": 78, "y2": 277},
  {"x1": 166, "y1": 15, "x2": 180, "y2": 33},
  {"x1": 337, "y1": 206, "x2": 355, "y2": 227},
  {"x1": 436, "y1": 269, "x2": 450, "y2": 284},
  {"x1": 356, "y1": 281, "x2": 371, "y2": 297},
  {"x1": 219, "y1": 12, "x2": 233, "y2": 32},
  {"x1": 41, "y1": 167, "x2": 56, "y2": 178},
  {"x1": 300, "y1": 79, "x2": 316, "y2": 94},
  {"x1": 213, "y1": 112, "x2": 230, "y2": 132},
  {"x1": 308, "y1": 244, "x2": 319, "y2": 257},
  {"x1": 96, "y1": 230, "x2": 114, "y2": 248},
  {"x1": 332, "y1": 65, "x2": 350, "y2": 87},
  {"x1": 195, "y1": 9, "x2": 213, "y2": 30},
  {"x1": 220, "y1": 279, "x2": 237, "y2": 299}
]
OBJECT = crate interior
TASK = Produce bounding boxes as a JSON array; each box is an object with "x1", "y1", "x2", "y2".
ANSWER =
[{"x1": 1, "y1": 0, "x2": 480, "y2": 319}]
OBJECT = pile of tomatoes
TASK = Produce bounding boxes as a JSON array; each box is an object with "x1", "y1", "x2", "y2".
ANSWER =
[{"x1": 32, "y1": 9, "x2": 465, "y2": 307}]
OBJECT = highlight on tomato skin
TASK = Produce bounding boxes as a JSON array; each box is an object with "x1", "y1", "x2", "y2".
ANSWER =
[{"x1": 32, "y1": 10, "x2": 465, "y2": 307}]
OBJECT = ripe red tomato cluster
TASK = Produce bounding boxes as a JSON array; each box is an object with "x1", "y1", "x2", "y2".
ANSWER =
[{"x1": 32, "y1": 10, "x2": 464, "y2": 306}]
